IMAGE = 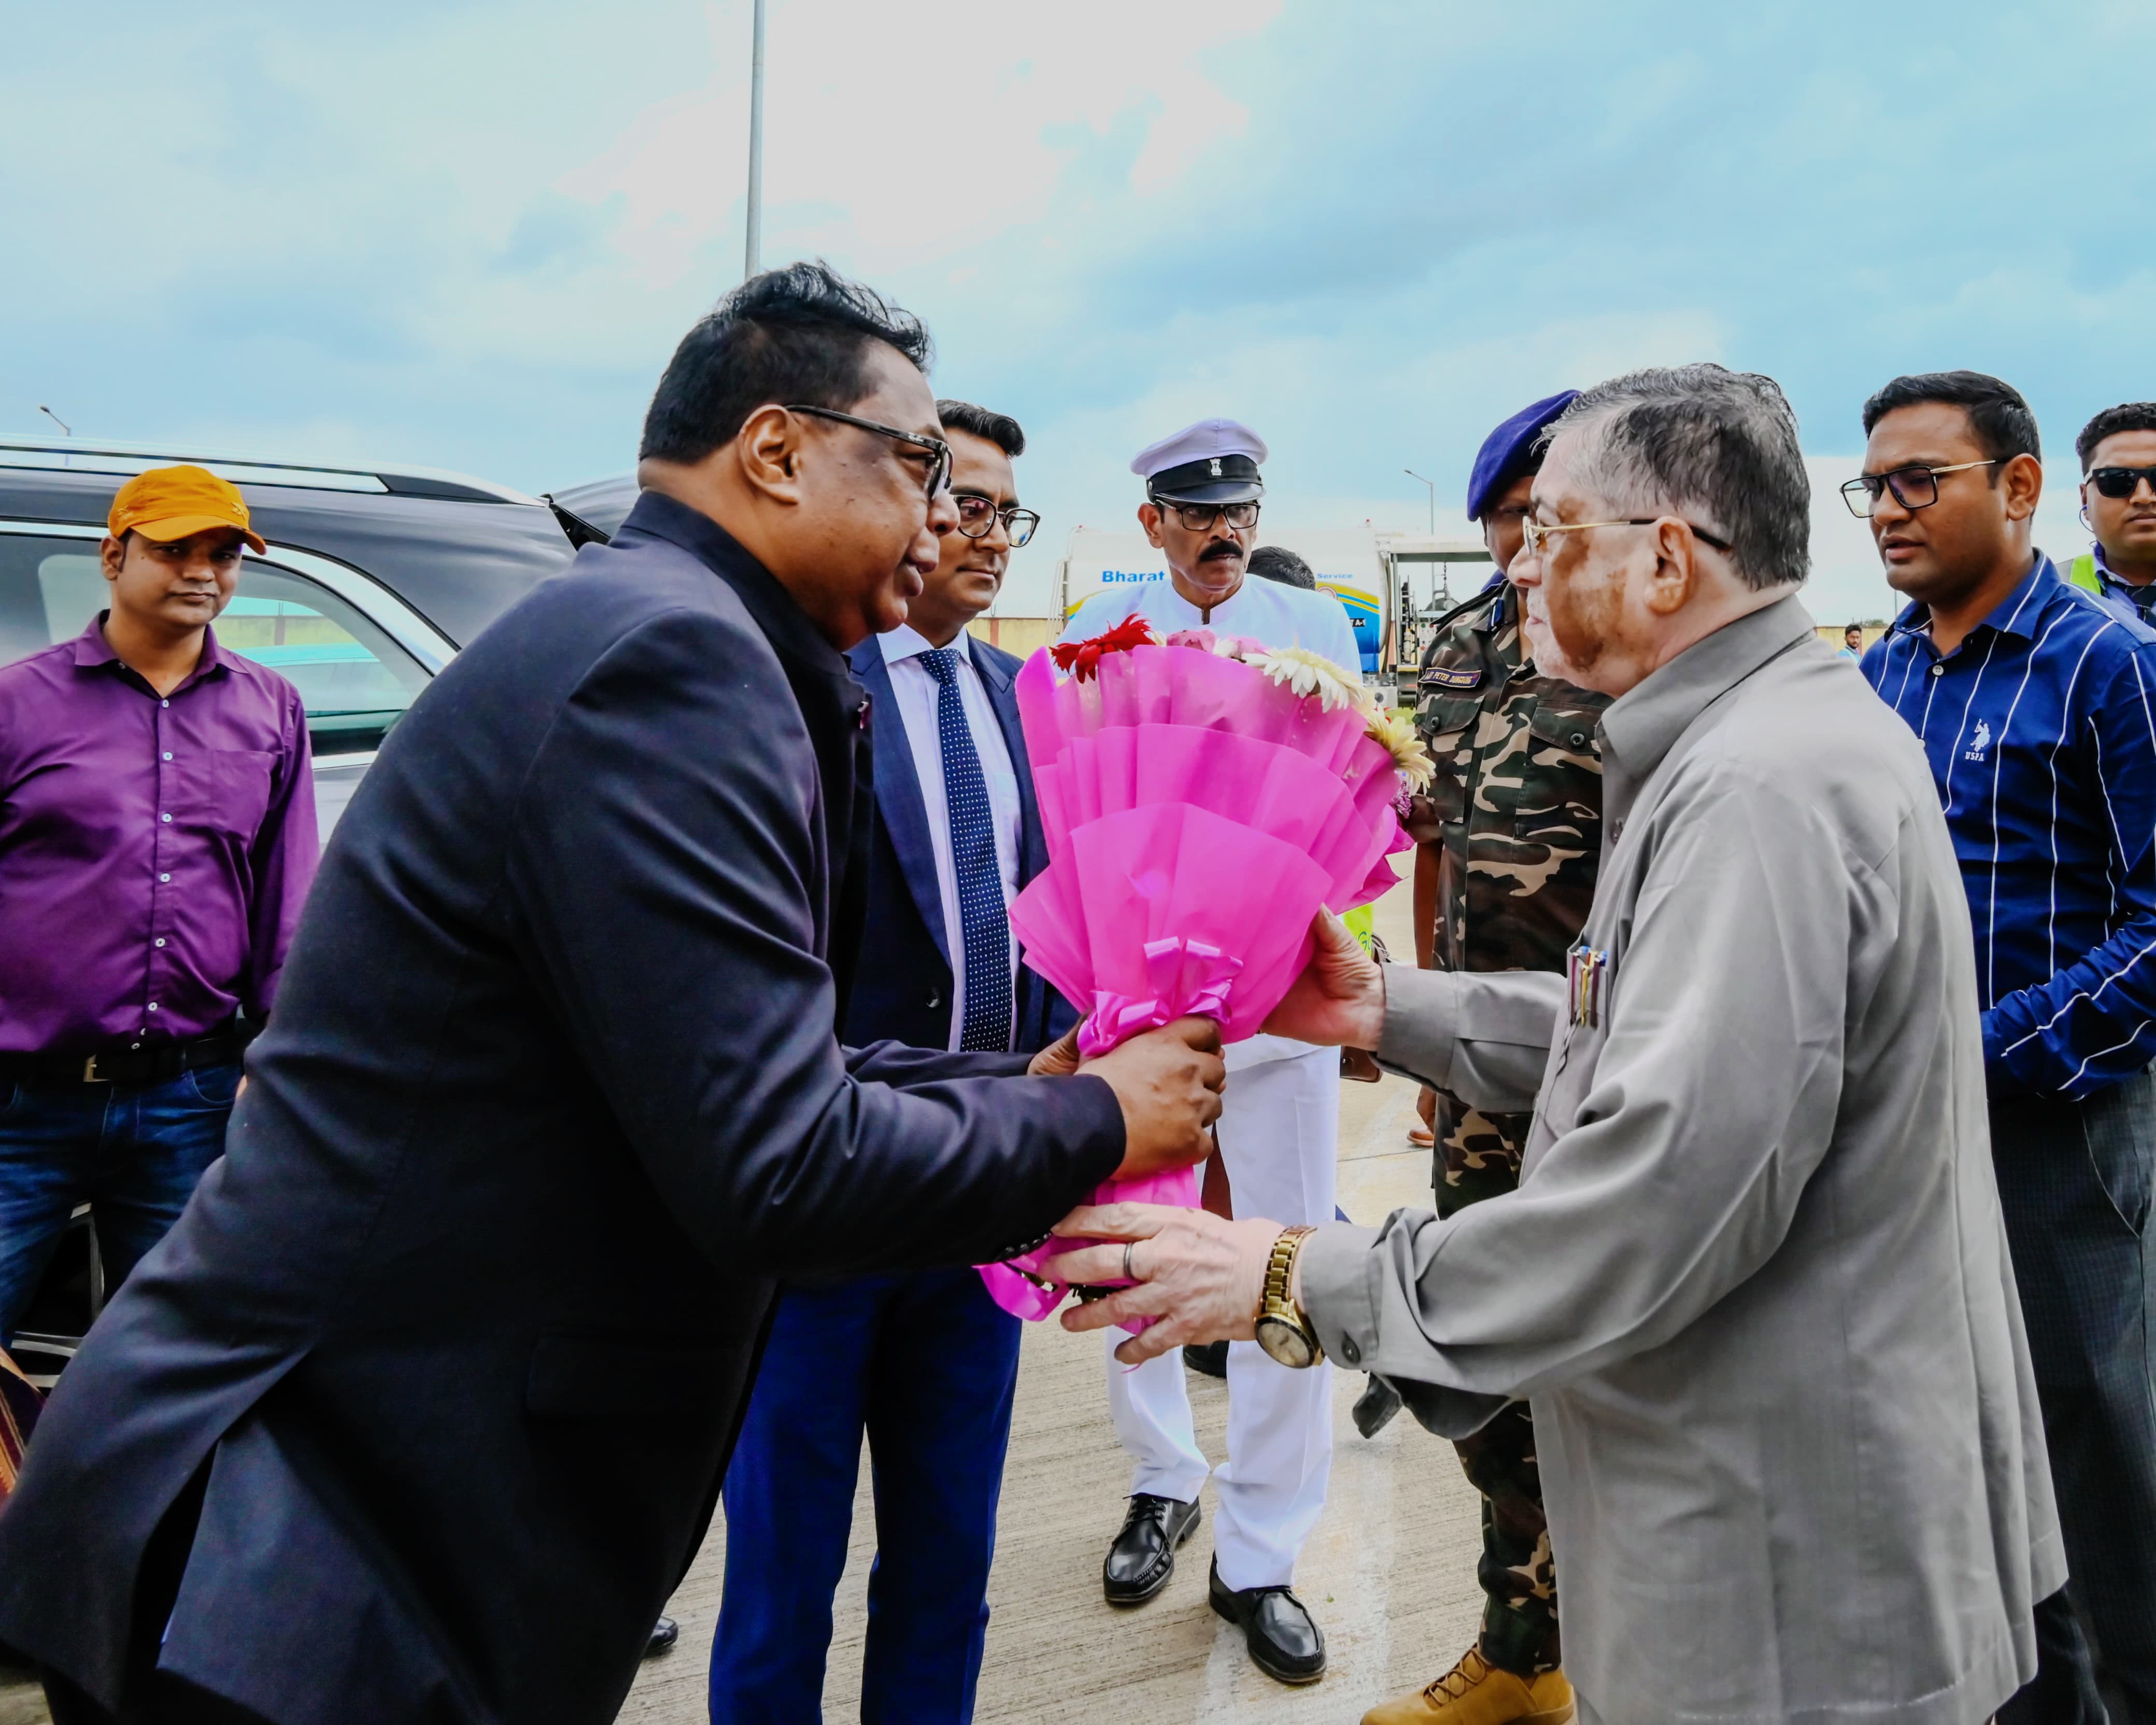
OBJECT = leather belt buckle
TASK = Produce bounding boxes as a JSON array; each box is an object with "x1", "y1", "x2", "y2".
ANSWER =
[{"x1": 82, "y1": 1054, "x2": 110, "y2": 1083}]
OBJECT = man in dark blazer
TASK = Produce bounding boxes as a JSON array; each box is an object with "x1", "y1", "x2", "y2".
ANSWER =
[
  {"x1": 0, "y1": 264, "x2": 1225, "y2": 1725},
  {"x1": 710, "y1": 401, "x2": 1063, "y2": 1723}
]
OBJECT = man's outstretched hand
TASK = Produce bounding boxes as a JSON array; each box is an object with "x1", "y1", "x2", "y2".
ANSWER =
[
  {"x1": 1041, "y1": 1202, "x2": 1281, "y2": 1366},
  {"x1": 1260, "y1": 909, "x2": 1386, "y2": 1049},
  {"x1": 1073, "y1": 1018, "x2": 1225, "y2": 1179}
]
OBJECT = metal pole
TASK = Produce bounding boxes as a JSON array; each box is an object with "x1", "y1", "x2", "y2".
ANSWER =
[
  {"x1": 743, "y1": 0, "x2": 766, "y2": 279},
  {"x1": 1405, "y1": 468, "x2": 1435, "y2": 537}
]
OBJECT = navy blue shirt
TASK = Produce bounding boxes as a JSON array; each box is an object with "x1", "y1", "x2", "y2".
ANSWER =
[{"x1": 1864, "y1": 554, "x2": 2156, "y2": 1097}]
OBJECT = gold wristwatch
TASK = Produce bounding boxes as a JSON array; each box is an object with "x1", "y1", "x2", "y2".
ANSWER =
[{"x1": 1254, "y1": 1226, "x2": 1323, "y2": 1369}]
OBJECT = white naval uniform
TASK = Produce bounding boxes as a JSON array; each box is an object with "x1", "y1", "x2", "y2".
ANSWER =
[
  {"x1": 1061, "y1": 572, "x2": 1361, "y2": 676},
  {"x1": 1059, "y1": 573, "x2": 1351, "y2": 1591}
]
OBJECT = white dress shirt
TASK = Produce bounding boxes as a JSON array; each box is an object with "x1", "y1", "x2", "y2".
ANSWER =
[
  {"x1": 1059, "y1": 573, "x2": 1357, "y2": 1071},
  {"x1": 1060, "y1": 573, "x2": 1362, "y2": 675},
  {"x1": 875, "y1": 625, "x2": 1023, "y2": 1052}
]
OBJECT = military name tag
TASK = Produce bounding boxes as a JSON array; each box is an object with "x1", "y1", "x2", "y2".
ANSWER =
[
  {"x1": 1567, "y1": 943, "x2": 1608, "y2": 1027},
  {"x1": 1420, "y1": 666, "x2": 1483, "y2": 689}
]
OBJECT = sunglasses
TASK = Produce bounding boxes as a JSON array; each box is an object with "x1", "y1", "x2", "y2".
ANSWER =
[
  {"x1": 2087, "y1": 465, "x2": 2156, "y2": 501},
  {"x1": 785, "y1": 404, "x2": 952, "y2": 498}
]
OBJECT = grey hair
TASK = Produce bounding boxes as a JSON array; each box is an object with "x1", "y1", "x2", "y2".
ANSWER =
[{"x1": 1546, "y1": 363, "x2": 1810, "y2": 591}]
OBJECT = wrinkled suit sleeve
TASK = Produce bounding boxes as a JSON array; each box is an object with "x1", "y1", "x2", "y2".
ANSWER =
[
  {"x1": 1372, "y1": 966, "x2": 1564, "y2": 1113},
  {"x1": 1300, "y1": 761, "x2": 1866, "y2": 1430},
  {"x1": 506, "y1": 606, "x2": 1125, "y2": 1277}
]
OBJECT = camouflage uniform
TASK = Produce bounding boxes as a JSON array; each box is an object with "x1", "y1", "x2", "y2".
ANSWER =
[{"x1": 1409, "y1": 574, "x2": 1607, "y2": 1679}]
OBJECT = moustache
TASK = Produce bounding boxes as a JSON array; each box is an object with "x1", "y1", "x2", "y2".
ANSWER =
[{"x1": 1198, "y1": 540, "x2": 1242, "y2": 561}]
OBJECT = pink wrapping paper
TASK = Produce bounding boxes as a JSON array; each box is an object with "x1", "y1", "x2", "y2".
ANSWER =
[{"x1": 980, "y1": 642, "x2": 1408, "y2": 1328}]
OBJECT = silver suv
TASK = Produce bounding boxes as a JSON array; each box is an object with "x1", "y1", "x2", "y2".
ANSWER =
[
  {"x1": 0, "y1": 434, "x2": 590, "y2": 1376},
  {"x1": 0, "y1": 434, "x2": 589, "y2": 841}
]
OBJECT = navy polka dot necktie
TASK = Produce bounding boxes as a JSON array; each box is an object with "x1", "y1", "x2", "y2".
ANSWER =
[{"x1": 920, "y1": 647, "x2": 1012, "y2": 1052}]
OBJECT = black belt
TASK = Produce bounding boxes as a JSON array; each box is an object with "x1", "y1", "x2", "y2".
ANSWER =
[{"x1": 0, "y1": 1027, "x2": 251, "y2": 1088}]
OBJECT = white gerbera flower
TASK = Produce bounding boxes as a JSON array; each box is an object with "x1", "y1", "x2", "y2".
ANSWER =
[{"x1": 1247, "y1": 646, "x2": 1371, "y2": 715}]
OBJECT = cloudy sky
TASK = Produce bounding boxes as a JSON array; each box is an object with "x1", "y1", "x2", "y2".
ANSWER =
[{"x1": 7, "y1": 2, "x2": 2151, "y2": 620}]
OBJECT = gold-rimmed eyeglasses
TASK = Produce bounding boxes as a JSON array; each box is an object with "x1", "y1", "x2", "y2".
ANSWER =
[{"x1": 1518, "y1": 514, "x2": 1734, "y2": 558}]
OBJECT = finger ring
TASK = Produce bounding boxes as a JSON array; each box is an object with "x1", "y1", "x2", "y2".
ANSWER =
[{"x1": 1123, "y1": 1241, "x2": 1137, "y2": 1282}]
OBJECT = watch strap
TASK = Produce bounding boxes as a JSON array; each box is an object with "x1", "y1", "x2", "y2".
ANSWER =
[{"x1": 1261, "y1": 1226, "x2": 1321, "y2": 1355}]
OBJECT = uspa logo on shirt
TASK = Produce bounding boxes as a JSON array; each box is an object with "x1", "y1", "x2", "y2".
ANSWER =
[{"x1": 1964, "y1": 719, "x2": 1993, "y2": 762}]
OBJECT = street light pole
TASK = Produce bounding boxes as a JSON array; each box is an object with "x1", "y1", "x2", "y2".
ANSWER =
[
  {"x1": 1404, "y1": 468, "x2": 1436, "y2": 537},
  {"x1": 743, "y1": 0, "x2": 767, "y2": 280}
]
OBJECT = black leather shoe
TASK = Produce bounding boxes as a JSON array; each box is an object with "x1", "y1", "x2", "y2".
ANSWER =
[
  {"x1": 1208, "y1": 1558, "x2": 1326, "y2": 1684},
  {"x1": 644, "y1": 1616, "x2": 678, "y2": 1658},
  {"x1": 1183, "y1": 1339, "x2": 1228, "y2": 1378},
  {"x1": 1102, "y1": 1493, "x2": 1201, "y2": 1605}
]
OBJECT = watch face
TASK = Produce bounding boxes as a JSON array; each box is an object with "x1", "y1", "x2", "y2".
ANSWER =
[{"x1": 1255, "y1": 1313, "x2": 1317, "y2": 1370}]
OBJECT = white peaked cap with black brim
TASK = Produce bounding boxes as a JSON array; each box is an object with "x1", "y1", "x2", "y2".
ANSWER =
[{"x1": 1132, "y1": 418, "x2": 1269, "y2": 505}]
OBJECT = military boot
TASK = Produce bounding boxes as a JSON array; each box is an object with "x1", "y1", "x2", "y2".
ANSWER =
[{"x1": 1360, "y1": 1647, "x2": 1574, "y2": 1725}]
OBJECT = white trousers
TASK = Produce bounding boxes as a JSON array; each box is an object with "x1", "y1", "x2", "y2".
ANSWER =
[{"x1": 1105, "y1": 1035, "x2": 1339, "y2": 1591}]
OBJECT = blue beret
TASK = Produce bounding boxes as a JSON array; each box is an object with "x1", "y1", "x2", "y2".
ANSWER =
[{"x1": 1466, "y1": 389, "x2": 1580, "y2": 522}]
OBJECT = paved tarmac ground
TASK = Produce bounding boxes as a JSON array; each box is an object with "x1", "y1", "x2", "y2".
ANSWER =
[{"x1": 1, "y1": 878, "x2": 1491, "y2": 1724}]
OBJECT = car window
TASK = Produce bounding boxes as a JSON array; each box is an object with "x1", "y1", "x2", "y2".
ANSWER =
[
  {"x1": 215, "y1": 564, "x2": 430, "y2": 755},
  {"x1": 0, "y1": 533, "x2": 430, "y2": 756}
]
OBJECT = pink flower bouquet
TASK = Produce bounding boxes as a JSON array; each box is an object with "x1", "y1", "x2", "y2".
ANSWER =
[{"x1": 978, "y1": 624, "x2": 1426, "y2": 1327}]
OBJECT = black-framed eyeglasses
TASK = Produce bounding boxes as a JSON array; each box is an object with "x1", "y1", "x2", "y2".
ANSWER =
[
  {"x1": 785, "y1": 404, "x2": 952, "y2": 498},
  {"x1": 1839, "y1": 459, "x2": 1997, "y2": 519},
  {"x1": 2087, "y1": 465, "x2": 2156, "y2": 501},
  {"x1": 1517, "y1": 514, "x2": 1734, "y2": 557},
  {"x1": 952, "y1": 492, "x2": 1041, "y2": 548},
  {"x1": 1154, "y1": 498, "x2": 1261, "y2": 532}
]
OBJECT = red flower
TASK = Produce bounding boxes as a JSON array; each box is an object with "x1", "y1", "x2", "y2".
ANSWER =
[{"x1": 1051, "y1": 615, "x2": 1157, "y2": 682}]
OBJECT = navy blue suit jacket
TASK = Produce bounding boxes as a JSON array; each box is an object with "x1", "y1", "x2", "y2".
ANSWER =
[
  {"x1": 0, "y1": 495, "x2": 1123, "y2": 1725},
  {"x1": 843, "y1": 633, "x2": 1073, "y2": 1056}
]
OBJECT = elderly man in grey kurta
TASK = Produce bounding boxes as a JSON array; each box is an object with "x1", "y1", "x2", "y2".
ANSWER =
[{"x1": 1044, "y1": 365, "x2": 2062, "y2": 1725}]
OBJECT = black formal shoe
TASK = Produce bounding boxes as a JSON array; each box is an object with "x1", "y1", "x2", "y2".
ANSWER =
[
  {"x1": 1352, "y1": 1370, "x2": 1402, "y2": 1438},
  {"x1": 1183, "y1": 1339, "x2": 1229, "y2": 1378},
  {"x1": 644, "y1": 1616, "x2": 678, "y2": 1659},
  {"x1": 1102, "y1": 1492, "x2": 1201, "y2": 1605},
  {"x1": 1208, "y1": 1557, "x2": 1326, "y2": 1685}
]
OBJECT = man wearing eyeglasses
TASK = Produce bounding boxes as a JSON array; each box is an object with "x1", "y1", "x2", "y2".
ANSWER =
[
  {"x1": 2060, "y1": 402, "x2": 2156, "y2": 626},
  {"x1": 1853, "y1": 370, "x2": 2156, "y2": 1724},
  {"x1": 1060, "y1": 419, "x2": 1361, "y2": 672},
  {"x1": 1047, "y1": 363, "x2": 2062, "y2": 1725},
  {"x1": 1356, "y1": 391, "x2": 1602, "y2": 1725},
  {"x1": 708, "y1": 399, "x2": 1062, "y2": 1723},
  {"x1": 0, "y1": 266, "x2": 1233, "y2": 1725},
  {"x1": 1055, "y1": 423, "x2": 1357, "y2": 1686}
]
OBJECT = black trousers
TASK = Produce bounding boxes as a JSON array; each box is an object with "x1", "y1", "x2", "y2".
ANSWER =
[{"x1": 1992, "y1": 1071, "x2": 2156, "y2": 1725}]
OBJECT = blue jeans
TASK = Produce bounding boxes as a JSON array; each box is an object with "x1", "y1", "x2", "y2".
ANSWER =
[
  {"x1": 711, "y1": 1266, "x2": 1022, "y2": 1724},
  {"x1": 0, "y1": 1062, "x2": 240, "y2": 1344}
]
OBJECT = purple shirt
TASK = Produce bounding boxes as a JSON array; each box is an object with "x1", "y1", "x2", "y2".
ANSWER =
[{"x1": 0, "y1": 616, "x2": 317, "y2": 1054}]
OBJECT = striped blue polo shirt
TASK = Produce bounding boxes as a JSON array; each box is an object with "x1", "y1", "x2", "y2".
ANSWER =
[{"x1": 1865, "y1": 553, "x2": 2156, "y2": 1098}]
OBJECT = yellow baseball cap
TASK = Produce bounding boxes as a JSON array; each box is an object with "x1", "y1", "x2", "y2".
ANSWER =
[{"x1": 107, "y1": 465, "x2": 266, "y2": 555}]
